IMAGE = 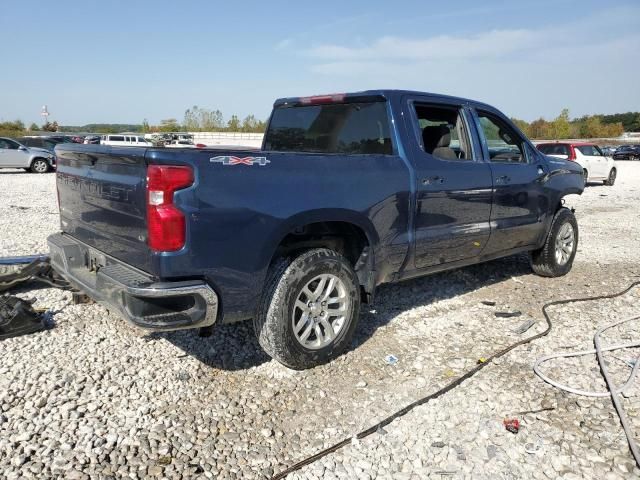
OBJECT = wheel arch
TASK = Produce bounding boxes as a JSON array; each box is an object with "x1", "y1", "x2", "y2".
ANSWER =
[{"x1": 261, "y1": 209, "x2": 379, "y2": 301}]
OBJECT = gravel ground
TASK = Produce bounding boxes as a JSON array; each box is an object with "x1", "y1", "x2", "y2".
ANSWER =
[{"x1": 1, "y1": 164, "x2": 639, "y2": 479}]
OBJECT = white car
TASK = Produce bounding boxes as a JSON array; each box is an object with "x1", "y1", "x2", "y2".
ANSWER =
[
  {"x1": 537, "y1": 142, "x2": 617, "y2": 186},
  {"x1": 100, "y1": 134, "x2": 152, "y2": 147},
  {"x1": 0, "y1": 137, "x2": 56, "y2": 173}
]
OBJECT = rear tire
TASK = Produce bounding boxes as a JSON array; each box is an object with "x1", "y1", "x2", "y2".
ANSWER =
[
  {"x1": 530, "y1": 208, "x2": 578, "y2": 277},
  {"x1": 254, "y1": 248, "x2": 361, "y2": 369},
  {"x1": 30, "y1": 158, "x2": 49, "y2": 173},
  {"x1": 604, "y1": 167, "x2": 616, "y2": 186}
]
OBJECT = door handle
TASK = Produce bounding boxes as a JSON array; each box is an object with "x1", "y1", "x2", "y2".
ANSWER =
[
  {"x1": 422, "y1": 176, "x2": 445, "y2": 185},
  {"x1": 495, "y1": 175, "x2": 511, "y2": 184}
]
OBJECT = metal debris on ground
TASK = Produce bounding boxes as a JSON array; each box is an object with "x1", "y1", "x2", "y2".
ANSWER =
[
  {"x1": 503, "y1": 418, "x2": 520, "y2": 434},
  {"x1": 481, "y1": 300, "x2": 496, "y2": 306},
  {"x1": 495, "y1": 311, "x2": 522, "y2": 318},
  {"x1": 513, "y1": 318, "x2": 536, "y2": 335},
  {"x1": 0, "y1": 255, "x2": 70, "y2": 293},
  {"x1": 0, "y1": 295, "x2": 52, "y2": 340},
  {"x1": 0, "y1": 255, "x2": 72, "y2": 339},
  {"x1": 384, "y1": 354, "x2": 398, "y2": 365}
]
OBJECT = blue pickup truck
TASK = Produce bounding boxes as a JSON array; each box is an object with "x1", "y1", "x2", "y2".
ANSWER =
[{"x1": 48, "y1": 90, "x2": 584, "y2": 369}]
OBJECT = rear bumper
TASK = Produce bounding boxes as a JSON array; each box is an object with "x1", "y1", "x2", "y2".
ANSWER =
[{"x1": 47, "y1": 233, "x2": 218, "y2": 331}]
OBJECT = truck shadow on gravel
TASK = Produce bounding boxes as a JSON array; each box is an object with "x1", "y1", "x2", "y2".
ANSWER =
[{"x1": 154, "y1": 254, "x2": 533, "y2": 371}]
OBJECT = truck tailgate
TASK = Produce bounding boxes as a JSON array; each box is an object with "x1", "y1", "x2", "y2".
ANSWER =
[{"x1": 55, "y1": 144, "x2": 152, "y2": 273}]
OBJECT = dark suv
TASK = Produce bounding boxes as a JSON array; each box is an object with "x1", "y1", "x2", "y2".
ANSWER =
[
  {"x1": 16, "y1": 136, "x2": 65, "y2": 154},
  {"x1": 613, "y1": 145, "x2": 640, "y2": 161}
]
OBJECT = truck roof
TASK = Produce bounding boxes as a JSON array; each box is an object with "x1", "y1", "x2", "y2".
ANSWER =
[{"x1": 273, "y1": 89, "x2": 496, "y2": 110}]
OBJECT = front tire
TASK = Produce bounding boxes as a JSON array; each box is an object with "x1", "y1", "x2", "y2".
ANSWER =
[
  {"x1": 30, "y1": 158, "x2": 49, "y2": 173},
  {"x1": 530, "y1": 208, "x2": 578, "y2": 277},
  {"x1": 604, "y1": 167, "x2": 616, "y2": 186},
  {"x1": 254, "y1": 248, "x2": 361, "y2": 369}
]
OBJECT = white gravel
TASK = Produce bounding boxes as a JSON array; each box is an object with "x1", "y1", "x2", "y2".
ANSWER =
[{"x1": 1, "y1": 163, "x2": 639, "y2": 479}]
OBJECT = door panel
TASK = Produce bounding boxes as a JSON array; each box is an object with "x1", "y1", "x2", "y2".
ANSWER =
[
  {"x1": 472, "y1": 109, "x2": 549, "y2": 254},
  {"x1": 403, "y1": 99, "x2": 493, "y2": 269},
  {"x1": 0, "y1": 139, "x2": 25, "y2": 167}
]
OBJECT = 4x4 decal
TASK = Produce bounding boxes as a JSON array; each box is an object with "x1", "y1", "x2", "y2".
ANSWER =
[{"x1": 210, "y1": 155, "x2": 270, "y2": 166}]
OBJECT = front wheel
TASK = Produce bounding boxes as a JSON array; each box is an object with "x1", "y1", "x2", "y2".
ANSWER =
[
  {"x1": 254, "y1": 248, "x2": 361, "y2": 369},
  {"x1": 604, "y1": 168, "x2": 616, "y2": 186},
  {"x1": 30, "y1": 158, "x2": 49, "y2": 173},
  {"x1": 530, "y1": 208, "x2": 578, "y2": 277}
]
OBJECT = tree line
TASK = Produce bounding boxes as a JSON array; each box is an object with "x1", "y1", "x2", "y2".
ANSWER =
[
  {"x1": 510, "y1": 109, "x2": 636, "y2": 140},
  {"x1": 3, "y1": 108, "x2": 639, "y2": 139}
]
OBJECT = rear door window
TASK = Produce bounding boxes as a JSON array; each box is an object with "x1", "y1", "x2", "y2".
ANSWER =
[
  {"x1": 264, "y1": 101, "x2": 393, "y2": 154},
  {"x1": 412, "y1": 103, "x2": 474, "y2": 160},
  {"x1": 538, "y1": 144, "x2": 569, "y2": 156},
  {"x1": 110, "y1": 136, "x2": 124, "y2": 142},
  {"x1": 576, "y1": 145, "x2": 597, "y2": 156}
]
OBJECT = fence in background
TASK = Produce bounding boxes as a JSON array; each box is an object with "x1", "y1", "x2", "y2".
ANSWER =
[{"x1": 190, "y1": 132, "x2": 264, "y2": 148}]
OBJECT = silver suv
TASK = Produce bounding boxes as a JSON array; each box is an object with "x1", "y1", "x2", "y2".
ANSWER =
[{"x1": 0, "y1": 137, "x2": 56, "y2": 173}]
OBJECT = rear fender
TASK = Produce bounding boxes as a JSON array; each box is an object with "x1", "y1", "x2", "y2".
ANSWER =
[{"x1": 260, "y1": 209, "x2": 379, "y2": 270}]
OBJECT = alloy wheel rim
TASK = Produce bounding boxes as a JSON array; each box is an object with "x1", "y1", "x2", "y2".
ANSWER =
[
  {"x1": 292, "y1": 273, "x2": 350, "y2": 350},
  {"x1": 34, "y1": 161, "x2": 47, "y2": 172},
  {"x1": 555, "y1": 223, "x2": 575, "y2": 266}
]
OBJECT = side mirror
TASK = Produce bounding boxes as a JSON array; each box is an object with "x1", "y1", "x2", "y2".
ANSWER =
[{"x1": 18, "y1": 146, "x2": 27, "y2": 151}]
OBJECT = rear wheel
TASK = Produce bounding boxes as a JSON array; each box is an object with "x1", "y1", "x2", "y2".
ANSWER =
[
  {"x1": 30, "y1": 158, "x2": 49, "y2": 173},
  {"x1": 254, "y1": 248, "x2": 360, "y2": 369},
  {"x1": 604, "y1": 167, "x2": 616, "y2": 186},
  {"x1": 530, "y1": 208, "x2": 578, "y2": 277}
]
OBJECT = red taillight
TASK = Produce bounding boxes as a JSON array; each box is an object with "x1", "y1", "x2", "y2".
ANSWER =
[
  {"x1": 568, "y1": 146, "x2": 577, "y2": 161},
  {"x1": 146, "y1": 165, "x2": 194, "y2": 252},
  {"x1": 195, "y1": 143, "x2": 206, "y2": 148},
  {"x1": 299, "y1": 93, "x2": 346, "y2": 105}
]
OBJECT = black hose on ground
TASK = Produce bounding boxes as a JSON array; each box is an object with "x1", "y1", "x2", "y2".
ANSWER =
[{"x1": 271, "y1": 280, "x2": 640, "y2": 479}]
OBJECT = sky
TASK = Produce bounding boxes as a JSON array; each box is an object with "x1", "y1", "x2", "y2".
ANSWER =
[{"x1": 1, "y1": 0, "x2": 639, "y2": 126}]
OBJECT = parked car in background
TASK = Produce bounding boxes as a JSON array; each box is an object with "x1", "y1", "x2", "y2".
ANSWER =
[
  {"x1": 613, "y1": 145, "x2": 640, "y2": 161},
  {"x1": 0, "y1": 137, "x2": 55, "y2": 172},
  {"x1": 100, "y1": 134, "x2": 152, "y2": 147},
  {"x1": 600, "y1": 146, "x2": 617, "y2": 156},
  {"x1": 16, "y1": 136, "x2": 65, "y2": 153},
  {"x1": 83, "y1": 135, "x2": 101, "y2": 145},
  {"x1": 537, "y1": 142, "x2": 617, "y2": 185}
]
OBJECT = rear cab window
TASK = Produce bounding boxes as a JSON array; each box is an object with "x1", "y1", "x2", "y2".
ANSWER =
[{"x1": 264, "y1": 101, "x2": 393, "y2": 155}]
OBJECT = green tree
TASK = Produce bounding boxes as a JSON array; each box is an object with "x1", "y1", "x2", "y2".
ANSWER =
[
  {"x1": 0, "y1": 120, "x2": 25, "y2": 132},
  {"x1": 549, "y1": 109, "x2": 571, "y2": 139},
  {"x1": 184, "y1": 106, "x2": 225, "y2": 131},
  {"x1": 42, "y1": 121, "x2": 59, "y2": 132},
  {"x1": 241, "y1": 115, "x2": 260, "y2": 132},
  {"x1": 227, "y1": 115, "x2": 241, "y2": 132},
  {"x1": 28, "y1": 122, "x2": 39, "y2": 131},
  {"x1": 510, "y1": 117, "x2": 531, "y2": 138},
  {"x1": 141, "y1": 119, "x2": 150, "y2": 133},
  {"x1": 159, "y1": 118, "x2": 180, "y2": 132}
]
